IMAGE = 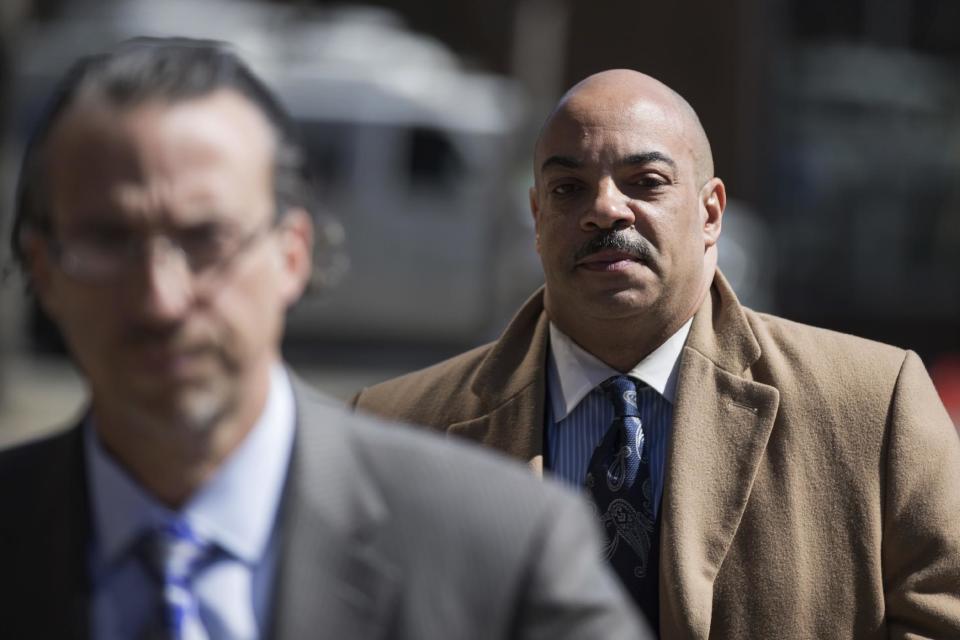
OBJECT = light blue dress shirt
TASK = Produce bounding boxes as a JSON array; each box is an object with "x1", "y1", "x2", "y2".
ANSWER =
[
  {"x1": 85, "y1": 364, "x2": 296, "y2": 639},
  {"x1": 544, "y1": 321, "x2": 691, "y2": 517}
]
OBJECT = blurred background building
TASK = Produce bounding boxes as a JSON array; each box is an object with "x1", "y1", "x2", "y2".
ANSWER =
[{"x1": 1, "y1": 0, "x2": 958, "y2": 440}]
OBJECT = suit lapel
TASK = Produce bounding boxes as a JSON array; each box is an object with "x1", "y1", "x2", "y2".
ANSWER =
[
  {"x1": 659, "y1": 274, "x2": 780, "y2": 638},
  {"x1": 269, "y1": 380, "x2": 399, "y2": 640},
  {"x1": 448, "y1": 289, "x2": 551, "y2": 475}
]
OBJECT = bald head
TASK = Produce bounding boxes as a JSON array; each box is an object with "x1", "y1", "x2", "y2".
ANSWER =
[
  {"x1": 535, "y1": 69, "x2": 714, "y2": 185},
  {"x1": 528, "y1": 68, "x2": 726, "y2": 370}
]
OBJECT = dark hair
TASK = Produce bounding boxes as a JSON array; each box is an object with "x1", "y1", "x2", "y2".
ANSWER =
[{"x1": 9, "y1": 36, "x2": 314, "y2": 272}]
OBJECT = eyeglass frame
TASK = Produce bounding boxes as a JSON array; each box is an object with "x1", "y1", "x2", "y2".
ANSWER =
[{"x1": 44, "y1": 215, "x2": 283, "y2": 287}]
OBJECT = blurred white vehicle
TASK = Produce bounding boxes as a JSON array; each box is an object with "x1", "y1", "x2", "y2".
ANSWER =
[{"x1": 4, "y1": 0, "x2": 542, "y2": 346}]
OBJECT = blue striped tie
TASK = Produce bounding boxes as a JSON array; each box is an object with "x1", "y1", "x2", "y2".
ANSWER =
[{"x1": 140, "y1": 520, "x2": 214, "y2": 640}]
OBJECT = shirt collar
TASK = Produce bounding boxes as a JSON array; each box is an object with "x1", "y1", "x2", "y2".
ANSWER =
[
  {"x1": 85, "y1": 363, "x2": 296, "y2": 569},
  {"x1": 547, "y1": 318, "x2": 692, "y2": 421}
]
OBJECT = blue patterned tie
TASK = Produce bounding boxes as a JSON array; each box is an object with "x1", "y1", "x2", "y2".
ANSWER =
[
  {"x1": 587, "y1": 375, "x2": 660, "y2": 629},
  {"x1": 140, "y1": 520, "x2": 214, "y2": 640}
]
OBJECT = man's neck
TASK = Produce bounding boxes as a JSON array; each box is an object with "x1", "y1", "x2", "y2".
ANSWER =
[
  {"x1": 559, "y1": 318, "x2": 680, "y2": 373},
  {"x1": 545, "y1": 288, "x2": 709, "y2": 373}
]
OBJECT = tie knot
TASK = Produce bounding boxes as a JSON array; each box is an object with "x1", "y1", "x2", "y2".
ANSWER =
[
  {"x1": 601, "y1": 375, "x2": 642, "y2": 418},
  {"x1": 140, "y1": 519, "x2": 215, "y2": 583}
]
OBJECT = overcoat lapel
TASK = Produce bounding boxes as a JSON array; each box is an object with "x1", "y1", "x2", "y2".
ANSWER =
[
  {"x1": 659, "y1": 275, "x2": 780, "y2": 638},
  {"x1": 448, "y1": 290, "x2": 551, "y2": 475},
  {"x1": 269, "y1": 381, "x2": 400, "y2": 640}
]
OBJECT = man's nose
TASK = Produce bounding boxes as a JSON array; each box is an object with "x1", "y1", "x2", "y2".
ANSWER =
[
  {"x1": 580, "y1": 178, "x2": 636, "y2": 231},
  {"x1": 136, "y1": 236, "x2": 194, "y2": 321}
]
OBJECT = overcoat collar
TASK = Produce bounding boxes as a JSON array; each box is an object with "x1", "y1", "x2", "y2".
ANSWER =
[
  {"x1": 448, "y1": 289, "x2": 551, "y2": 474},
  {"x1": 448, "y1": 273, "x2": 778, "y2": 472}
]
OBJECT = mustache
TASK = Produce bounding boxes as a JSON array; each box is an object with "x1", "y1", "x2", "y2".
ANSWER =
[{"x1": 573, "y1": 230, "x2": 656, "y2": 263}]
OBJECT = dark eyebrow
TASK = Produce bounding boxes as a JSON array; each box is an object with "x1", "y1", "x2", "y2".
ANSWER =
[
  {"x1": 540, "y1": 155, "x2": 581, "y2": 172},
  {"x1": 540, "y1": 151, "x2": 677, "y2": 173},
  {"x1": 622, "y1": 152, "x2": 677, "y2": 170}
]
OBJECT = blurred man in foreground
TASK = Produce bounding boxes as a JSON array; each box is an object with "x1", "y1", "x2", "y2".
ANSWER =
[
  {"x1": 355, "y1": 69, "x2": 960, "y2": 637},
  {"x1": 0, "y1": 40, "x2": 646, "y2": 639}
]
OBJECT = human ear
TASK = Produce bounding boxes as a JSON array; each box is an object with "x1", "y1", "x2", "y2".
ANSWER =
[
  {"x1": 700, "y1": 178, "x2": 726, "y2": 248},
  {"x1": 275, "y1": 208, "x2": 314, "y2": 306}
]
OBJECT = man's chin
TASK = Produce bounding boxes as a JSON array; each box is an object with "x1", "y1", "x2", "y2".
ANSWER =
[
  {"x1": 546, "y1": 291, "x2": 660, "y2": 338},
  {"x1": 591, "y1": 293, "x2": 659, "y2": 320},
  {"x1": 577, "y1": 280, "x2": 661, "y2": 315},
  {"x1": 122, "y1": 383, "x2": 230, "y2": 433}
]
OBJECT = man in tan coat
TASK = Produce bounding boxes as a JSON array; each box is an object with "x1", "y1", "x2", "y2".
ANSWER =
[{"x1": 354, "y1": 69, "x2": 960, "y2": 638}]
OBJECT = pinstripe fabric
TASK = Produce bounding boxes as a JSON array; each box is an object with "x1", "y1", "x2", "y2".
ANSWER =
[
  {"x1": 546, "y1": 382, "x2": 672, "y2": 517},
  {"x1": 543, "y1": 321, "x2": 689, "y2": 518}
]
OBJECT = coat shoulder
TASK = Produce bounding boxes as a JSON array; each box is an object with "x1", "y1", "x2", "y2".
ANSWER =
[
  {"x1": 352, "y1": 341, "x2": 495, "y2": 427},
  {"x1": 336, "y1": 408, "x2": 649, "y2": 638},
  {"x1": 0, "y1": 428, "x2": 79, "y2": 491},
  {"x1": 301, "y1": 383, "x2": 580, "y2": 549},
  {"x1": 0, "y1": 427, "x2": 86, "y2": 550},
  {"x1": 352, "y1": 409, "x2": 563, "y2": 508},
  {"x1": 738, "y1": 308, "x2": 928, "y2": 431},
  {"x1": 745, "y1": 308, "x2": 908, "y2": 381}
]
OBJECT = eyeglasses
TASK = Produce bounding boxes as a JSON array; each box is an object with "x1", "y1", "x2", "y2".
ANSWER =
[{"x1": 48, "y1": 219, "x2": 277, "y2": 286}]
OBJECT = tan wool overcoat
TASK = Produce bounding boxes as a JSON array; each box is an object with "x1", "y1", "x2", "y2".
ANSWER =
[{"x1": 354, "y1": 272, "x2": 960, "y2": 639}]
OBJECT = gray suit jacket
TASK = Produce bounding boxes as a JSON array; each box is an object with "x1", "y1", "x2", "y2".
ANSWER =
[{"x1": 0, "y1": 377, "x2": 646, "y2": 639}]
